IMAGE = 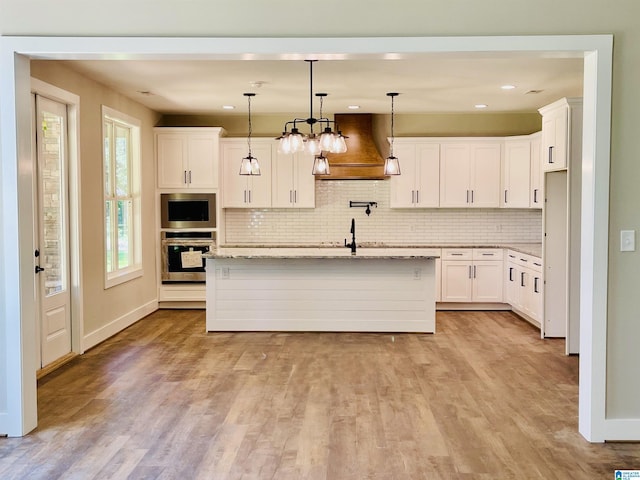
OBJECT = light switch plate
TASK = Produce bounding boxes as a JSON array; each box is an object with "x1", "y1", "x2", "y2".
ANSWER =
[{"x1": 620, "y1": 230, "x2": 635, "y2": 252}]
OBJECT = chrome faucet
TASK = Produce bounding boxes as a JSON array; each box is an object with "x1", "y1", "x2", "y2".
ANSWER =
[{"x1": 344, "y1": 218, "x2": 356, "y2": 255}]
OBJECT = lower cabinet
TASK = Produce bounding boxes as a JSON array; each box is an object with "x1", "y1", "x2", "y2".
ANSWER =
[
  {"x1": 505, "y1": 250, "x2": 543, "y2": 325},
  {"x1": 440, "y1": 248, "x2": 503, "y2": 302}
]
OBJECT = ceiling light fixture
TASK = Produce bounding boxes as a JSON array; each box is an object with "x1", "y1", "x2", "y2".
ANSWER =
[
  {"x1": 384, "y1": 92, "x2": 401, "y2": 176},
  {"x1": 347, "y1": 105, "x2": 360, "y2": 110},
  {"x1": 311, "y1": 153, "x2": 331, "y2": 175},
  {"x1": 501, "y1": 84, "x2": 517, "y2": 90},
  {"x1": 276, "y1": 60, "x2": 347, "y2": 157},
  {"x1": 222, "y1": 105, "x2": 235, "y2": 110},
  {"x1": 239, "y1": 93, "x2": 260, "y2": 176},
  {"x1": 475, "y1": 103, "x2": 488, "y2": 109}
]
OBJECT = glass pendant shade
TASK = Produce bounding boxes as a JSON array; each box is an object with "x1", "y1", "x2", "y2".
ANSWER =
[
  {"x1": 312, "y1": 154, "x2": 331, "y2": 175},
  {"x1": 319, "y1": 128, "x2": 335, "y2": 151},
  {"x1": 384, "y1": 155, "x2": 400, "y2": 175},
  {"x1": 240, "y1": 155, "x2": 261, "y2": 175},
  {"x1": 306, "y1": 134, "x2": 322, "y2": 156},
  {"x1": 288, "y1": 128, "x2": 305, "y2": 153},
  {"x1": 332, "y1": 132, "x2": 347, "y2": 154},
  {"x1": 277, "y1": 133, "x2": 291, "y2": 154}
]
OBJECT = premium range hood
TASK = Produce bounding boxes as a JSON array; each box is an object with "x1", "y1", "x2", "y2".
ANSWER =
[{"x1": 322, "y1": 113, "x2": 387, "y2": 180}]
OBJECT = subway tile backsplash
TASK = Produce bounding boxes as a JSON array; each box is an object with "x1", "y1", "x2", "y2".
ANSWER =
[{"x1": 223, "y1": 180, "x2": 541, "y2": 245}]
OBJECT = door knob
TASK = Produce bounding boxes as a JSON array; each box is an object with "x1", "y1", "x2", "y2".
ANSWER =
[{"x1": 35, "y1": 266, "x2": 45, "y2": 274}]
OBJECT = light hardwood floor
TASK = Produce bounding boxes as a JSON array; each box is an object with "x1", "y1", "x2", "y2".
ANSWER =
[{"x1": 1, "y1": 310, "x2": 639, "y2": 479}]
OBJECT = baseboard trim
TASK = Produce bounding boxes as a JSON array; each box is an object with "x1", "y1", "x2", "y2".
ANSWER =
[
  {"x1": 83, "y1": 299, "x2": 158, "y2": 351},
  {"x1": 37, "y1": 352, "x2": 78, "y2": 379}
]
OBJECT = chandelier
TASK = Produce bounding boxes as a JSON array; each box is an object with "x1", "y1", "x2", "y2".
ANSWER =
[
  {"x1": 384, "y1": 92, "x2": 401, "y2": 175},
  {"x1": 276, "y1": 60, "x2": 347, "y2": 157}
]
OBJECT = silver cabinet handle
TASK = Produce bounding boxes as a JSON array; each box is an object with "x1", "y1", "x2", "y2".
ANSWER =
[
  {"x1": 290, "y1": 190, "x2": 293, "y2": 203},
  {"x1": 416, "y1": 190, "x2": 419, "y2": 204},
  {"x1": 533, "y1": 188, "x2": 539, "y2": 203},
  {"x1": 451, "y1": 253, "x2": 464, "y2": 256},
  {"x1": 466, "y1": 190, "x2": 469, "y2": 203},
  {"x1": 189, "y1": 170, "x2": 192, "y2": 184},
  {"x1": 548, "y1": 146, "x2": 554, "y2": 164},
  {"x1": 294, "y1": 190, "x2": 297, "y2": 203},
  {"x1": 521, "y1": 272, "x2": 526, "y2": 287},
  {"x1": 248, "y1": 190, "x2": 252, "y2": 203},
  {"x1": 411, "y1": 190, "x2": 415, "y2": 204},
  {"x1": 504, "y1": 190, "x2": 508, "y2": 204},
  {"x1": 471, "y1": 190, "x2": 474, "y2": 203},
  {"x1": 473, "y1": 265, "x2": 476, "y2": 278},
  {"x1": 468, "y1": 265, "x2": 472, "y2": 279},
  {"x1": 244, "y1": 190, "x2": 247, "y2": 203},
  {"x1": 534, "y1": 277, "x2": 540, "y2": 293},
  {"x1": 509, "y1": 267, "x2": 514, "y2": 282},
  {"x1": 184, "y1": 170, "x2": 187, "y2": 184}
]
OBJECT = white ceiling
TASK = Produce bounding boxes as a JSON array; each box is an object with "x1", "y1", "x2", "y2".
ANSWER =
[{"x1": 60, "y1": 53, "x2": 584, "y2": 116}]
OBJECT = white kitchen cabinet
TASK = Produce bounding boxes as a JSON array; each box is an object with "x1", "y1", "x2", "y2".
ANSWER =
[
  {"x1": 502, "y1": 137, "x2": 531, "y2": 208},
  {"x1": 389, "y1": 141, "x2": 440, "y2": 208},
  {"x1": 539, "y1": 98, "x2": 581, "y2": 172},
  {"x1": 505, "y1": 250, "x2": 543, "y2": 327},
  {"x1": 155, "y1": 127, "x2": 223, "y2": 190},
  {"x1": 529, "y1": 132, "x2": 543, "y2": 208},
  {"x1": 272, "y1": 149, "x2": 315, "y2": 208},
  {"x1": 440, "y1": 248, "x2": 503, "y2": 302},
  {"x1": 221, "y1": 139, "x2": 272, "y2": 208},
  {"x1": 440, "y1": 142, "x2": 501, "y2": 208}
]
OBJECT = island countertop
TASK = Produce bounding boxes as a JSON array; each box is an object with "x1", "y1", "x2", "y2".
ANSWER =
[{"x1": 204, "y1": 246, "x2": 441, "y2": 259}]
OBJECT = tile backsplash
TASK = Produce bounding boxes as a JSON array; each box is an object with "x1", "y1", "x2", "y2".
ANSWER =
[{"x1": 223, "y1": 180, "x2": 541, "y2": 245}]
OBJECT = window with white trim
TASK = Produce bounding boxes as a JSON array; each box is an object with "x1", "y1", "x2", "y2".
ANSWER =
[{"x1": 102, "y1": 106, "x2": 142, "y2": 288}]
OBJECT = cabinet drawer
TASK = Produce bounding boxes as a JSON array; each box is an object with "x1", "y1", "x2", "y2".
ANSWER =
[
  {"x1": 507, "y1": 249, "x2": 542, "y2": 272},
  {"x1": 442, "y1": 249, "x2": 472, "y2": 260},
  {"x1": 473, "y1": 248, "x2": 501, "y2": 260}
]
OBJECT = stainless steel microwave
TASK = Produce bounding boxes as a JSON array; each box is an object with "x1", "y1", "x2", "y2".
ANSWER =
[{"x1": 160, "y1": 193, "x2": 216, "y2": 229}]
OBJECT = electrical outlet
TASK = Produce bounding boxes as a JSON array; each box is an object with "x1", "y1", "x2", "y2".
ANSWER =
[
  {"x1": 221, "y1": 267, "x2": 230, "y2": 278},
  {"x1": 620, "y1": 230, "x2": 635, "y2": 252}
]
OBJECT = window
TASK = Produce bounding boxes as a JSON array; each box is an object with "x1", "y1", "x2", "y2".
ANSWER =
[{"x1": 102, "y1": 106, "x2": 142, "y2": 288}]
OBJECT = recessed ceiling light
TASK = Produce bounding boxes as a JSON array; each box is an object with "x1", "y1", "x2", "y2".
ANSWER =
[
  {"x1": 501, "y1": 84, "x2": 517, "y2": 90},
  {"x1": 347, "y1": 105, "x2": 360, "y2": 110},
  {"x1": 222, "y1": 105, "x2": 235, "y2": 110},
  {"x1": 475, "y1": 104, "x2": 488, "y2": 109}
]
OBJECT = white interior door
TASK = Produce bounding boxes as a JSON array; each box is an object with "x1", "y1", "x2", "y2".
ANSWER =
[{"x1": 35, "y1": 94, "x2": 72, "y2": 368}]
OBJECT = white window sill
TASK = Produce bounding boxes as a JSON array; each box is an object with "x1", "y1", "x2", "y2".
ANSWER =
[{"x1": 105, "y1": 266, "x2": 143, "y2": 289}]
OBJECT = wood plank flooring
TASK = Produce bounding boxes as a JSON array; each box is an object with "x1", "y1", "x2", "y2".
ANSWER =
[{"x1": 1, "y1": 309, "x2": 639, "y2": 479}]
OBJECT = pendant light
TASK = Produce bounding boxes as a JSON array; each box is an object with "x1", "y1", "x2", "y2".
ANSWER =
[
  {"x1": 239, "y1": 92, "x2": 260, "y2": 176},
  {"x1": 276, "y1": 60, "x2": 346, "y2": 156},
  {"x1": 384, "y1": 92, "x2": 401, "y2": 176},
  {"x1": 311, "y1": 153, "x2": 331, "y2": 175}
]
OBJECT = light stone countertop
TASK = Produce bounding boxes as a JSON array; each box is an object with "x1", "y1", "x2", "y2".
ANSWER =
[{"x1": 203, "y1": 243, "x2": 542, "y2": 260}]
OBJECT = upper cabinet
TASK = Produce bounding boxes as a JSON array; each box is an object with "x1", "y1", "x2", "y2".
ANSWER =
[
  {"x1": 221, "y1": 138, "x2": 272, "y2": 208},
  {"x1": 155, "y1": 127, "x2": 223, "y2": 190},
  {"x1": 529, "y1": 132, "x2": 543, "y2": 208},
  {"x1": 502, "y1": 137, "x2": 531, "y2": 208},
  {"x1": 539, "y1": 98, "x2": 582, "y2": 173},
  {"x1": 272, "y1": 150, "x2": 315, "y2": 208},
  {"x1": 440, "y1": 141, "x2": 501, "y2": 208},
  {"x1": 389, "y1": 141, "x2": 440, "y2": 208}
]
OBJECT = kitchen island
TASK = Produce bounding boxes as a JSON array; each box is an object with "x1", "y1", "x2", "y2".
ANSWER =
[{"x1": 204, "y1": 247, "x2": 439, "y2": 333}]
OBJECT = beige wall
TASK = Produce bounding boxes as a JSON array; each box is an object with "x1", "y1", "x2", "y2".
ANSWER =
[
  {"x1": 2, "y1": 0, "x2": 640, "y2": 419},
  {"x1": 30, "y1": 61, "x2": 161, "y2": 336}
]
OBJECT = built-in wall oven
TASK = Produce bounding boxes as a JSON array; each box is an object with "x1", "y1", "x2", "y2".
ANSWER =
[
  {"x1": 161, "y1": 193, "x2": 216, "y2": 229},
  {"x1": 161, "y1": 231, "x2": 215, "y2": 283}
]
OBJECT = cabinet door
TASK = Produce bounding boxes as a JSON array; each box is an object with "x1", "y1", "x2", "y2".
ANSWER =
[
  {"x1": 294, "y1": 153, "x2": 316, "y2": 208},
  {"x1": 472, "y1": 260, "x2": 503, "y2": 302},
  {"x1": 470, "y1": 143, "x2": 501, "y2": 208},
  {"x1": 157, "y1": 134, "x2": 187, "y2": 188},
  {"x1": 390, "y1": 144, "x2": 418, "y2": 208},
  {"x1": 440, "y1": 144, "x2": 471, "y2": 207},
  {"x1": 529, "y1": 133, "x2": 543, "y2": 207},
  {"x1": 542, "y1": 107, "x2": 568, "y2": 171},
  {"x1": 221, "y1": 143, "x2": 250, "y2": 207},
  {"x1": 415, "y1": 144, "x2": 440, "y2": 207},
  {"x1": 503, "y1": 140, "x2": 531, "y2": 208},
  {"x1": 505, "y1": 261, "x2": 520, "y2": 307},
  {"x1": 245, "y1": 143, "x2": 272, "y2": 208},
  {"x1": 530, "y1": 270, "x2": 544, "y2": 323},
  {"x1": 187, "y1": 135, "x2": 218, "y2": 189},
  {"x1": 272, "y1": 150, "x2": 295, "y2": 208},
  {"x1": 440, "y1": 261, "x2": 472, "y2": 302}
]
